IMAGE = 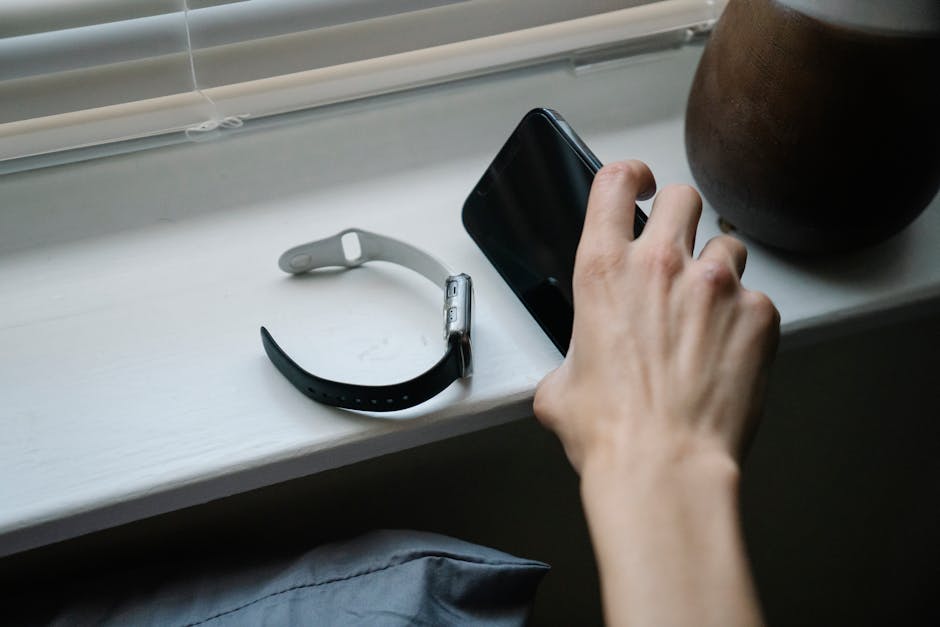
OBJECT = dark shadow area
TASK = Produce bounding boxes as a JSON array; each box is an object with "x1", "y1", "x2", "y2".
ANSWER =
[
  {"x1": 2, "y1": 309, "x2": 937, "y2": 626},
  {"x1": 0, "y1": 418, "x2": 599, "y2": 626},
  {"x1": 743, "y1": 309, "x2": 940, "y2": 626}
]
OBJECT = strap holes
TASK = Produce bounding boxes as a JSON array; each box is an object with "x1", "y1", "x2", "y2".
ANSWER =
[
  {"x1": 402, "y1": 395, "x2": 409, "y2": 401},
  {"x1": 340, "y1": 396, "x2": 347, "y2": 402},
  {"x1": 386, "y1": 398, "x2": 394, "y2": 404},
  {"x1": 370, "y1": 399, "x2": 378, "y2": 405},
  {"x1": 355, "y1": 398, "x2": 362, "y2": 404}
]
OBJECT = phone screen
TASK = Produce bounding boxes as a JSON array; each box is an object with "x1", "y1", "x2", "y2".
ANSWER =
[{"x1": 462, "y1": 109, "x2": 643, "y2": 353}]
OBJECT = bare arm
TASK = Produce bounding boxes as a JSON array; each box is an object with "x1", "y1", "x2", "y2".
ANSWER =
[{"x1": 534, "y1": 161, "x2": 779, "y2": 626}]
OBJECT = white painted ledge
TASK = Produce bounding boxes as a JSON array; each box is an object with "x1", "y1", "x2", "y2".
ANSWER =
[{"x1": 1, "y1": 45, "x2": 938, "y2": 558}]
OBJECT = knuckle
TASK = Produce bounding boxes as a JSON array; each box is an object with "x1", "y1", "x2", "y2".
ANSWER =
[
  {"x1": 662, "y1": 183, "x2": 702, "y2": 207},
  {"x1": 596, "y1": 161, "x2": 642, "y2": 186},
  {"x1": 574, "y1": 245, "x2": 626, "y2": 284},
  {"x1": 743, "y1": 290, "x2": 780, "y2": 327},
  {"x1": 715, "y1": 234, "x2": 747, "y2": 259},
  {"x1": 641, "y1": 242, "x2": 685, "y2": 278},
  {"x1": 695, "y1": 260, "x2": 737, "y2": 292},
  {"x1": 730, "y1": 236, "x2": 748, "y2": 257}
]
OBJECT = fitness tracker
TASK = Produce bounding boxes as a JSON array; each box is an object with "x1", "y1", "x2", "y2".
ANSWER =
[{"x1": 261, "y1": 228, "x2": 472, "y2": 412}]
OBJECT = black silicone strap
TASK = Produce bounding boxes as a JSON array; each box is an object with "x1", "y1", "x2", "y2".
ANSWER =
[{"x1": 261, "y1": 327, "x2": 463, "y2": 412}]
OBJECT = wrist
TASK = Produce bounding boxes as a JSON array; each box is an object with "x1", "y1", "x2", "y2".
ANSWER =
[
  {"x1": 579, "y1": 432, "x2": 740, "y2": 502},
  {"x1": 577, "y1": 432, "x2": 760, "y2": 627}
]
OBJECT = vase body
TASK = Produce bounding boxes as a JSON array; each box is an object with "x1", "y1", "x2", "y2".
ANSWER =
[{"x1": 685, "y1": 0, "x2": 940, "y2": 252}]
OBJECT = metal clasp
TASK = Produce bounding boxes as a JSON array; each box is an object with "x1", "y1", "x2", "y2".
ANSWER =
[{"x1": 443, "y1": 273, "x2": 473, "y2": 377}]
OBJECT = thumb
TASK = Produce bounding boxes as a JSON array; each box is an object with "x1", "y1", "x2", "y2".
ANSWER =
[{"x1": 533, "y1": 361, "x2": 571, "y2": 431}]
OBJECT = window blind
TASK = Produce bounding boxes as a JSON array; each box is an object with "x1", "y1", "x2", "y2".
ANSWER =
[{"x1": 0, "y1": 0, "x2": 725, "y2": 173}]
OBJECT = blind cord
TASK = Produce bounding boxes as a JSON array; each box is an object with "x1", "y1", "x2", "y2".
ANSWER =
[{"x1": 182, "y1": 0, "x2": 247, "y2": 140}]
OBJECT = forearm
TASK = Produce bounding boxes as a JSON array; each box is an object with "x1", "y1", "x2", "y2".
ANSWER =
[
  {"x1": 532, "y1": 160, "x2": 778, "y2": 625},
  {"x1": 580, "y1": 444, "x2": 764, "y2": 627}
]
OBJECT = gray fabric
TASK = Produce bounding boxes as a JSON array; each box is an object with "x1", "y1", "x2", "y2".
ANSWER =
[{"x1": 52, "y1": 530, "x2": 549, "y2": 626}]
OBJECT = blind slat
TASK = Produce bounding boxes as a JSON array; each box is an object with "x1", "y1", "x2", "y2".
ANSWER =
[
  {"x1": 0, "y1": 0, "x2": 724, "y2": 168},
  {"x1": 208, "y1": 0, "x2": 722, "y2": 120},
  {"x1": 1, "y1": 0, "x2": 467, "y2": 82},
  {"x1": 0, "y1": 0, "x2": 241, "y2": 38}
]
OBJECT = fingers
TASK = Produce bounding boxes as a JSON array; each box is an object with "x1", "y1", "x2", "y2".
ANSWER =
[
  {"x1": 643, "y1": 184, "x2": 702, "y2": 253},
  {"x1": 581, "y1": 161, "x2": 656, "y2": 249},
  {"x1": 735, "y1": 289, "x2": 782, "y2": 374},
  {"x1": 742, "y1": 289, "x2": 781, "y2": 347},
  {"x1": 698, "y1": 234, "x2": 748, "y2": 278}
]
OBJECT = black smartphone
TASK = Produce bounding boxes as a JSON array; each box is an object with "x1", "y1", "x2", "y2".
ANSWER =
[{"x1": 462, "y1": 108, "x2": 647, "y2": 354}]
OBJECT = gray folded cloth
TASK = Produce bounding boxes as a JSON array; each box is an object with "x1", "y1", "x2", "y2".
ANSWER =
[{"x1": 52, "y1": 529, "x2": 549, "y2": 626}]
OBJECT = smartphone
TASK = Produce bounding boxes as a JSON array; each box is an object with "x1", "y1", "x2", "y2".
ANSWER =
[{"x1": 462, "y1": 108, "x2": 647, "y2": 354}]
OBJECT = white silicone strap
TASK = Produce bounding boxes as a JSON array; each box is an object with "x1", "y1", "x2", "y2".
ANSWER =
[{"x1": 278, "y1": 228, "x2": 452, "y2": 287}]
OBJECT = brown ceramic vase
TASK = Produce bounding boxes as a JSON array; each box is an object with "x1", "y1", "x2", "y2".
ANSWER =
[{"x1": 685, "y1": 0, "x2": 940, "y2": 253}]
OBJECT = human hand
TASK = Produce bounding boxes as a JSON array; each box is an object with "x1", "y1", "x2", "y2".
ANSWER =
[{"x1": 533, "y1": 160, "x2": 780, "y2": 475}]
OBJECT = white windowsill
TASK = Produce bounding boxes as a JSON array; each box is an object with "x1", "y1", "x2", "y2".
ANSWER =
[{"x1": 1, "y1": 45, "x2": 938, "y2": 558}]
